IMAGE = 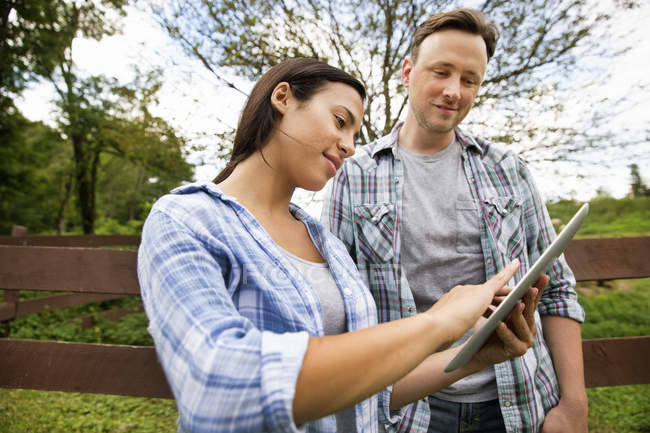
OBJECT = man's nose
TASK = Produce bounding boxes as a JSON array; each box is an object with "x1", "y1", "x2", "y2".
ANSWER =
[{"x1": 442, "y1": 79, "x2": 461, "y2": 102}]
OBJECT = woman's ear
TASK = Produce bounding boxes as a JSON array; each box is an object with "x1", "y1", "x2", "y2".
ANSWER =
[{"x1": 270, "y1": 82, "x2": 292, "y2": 115}]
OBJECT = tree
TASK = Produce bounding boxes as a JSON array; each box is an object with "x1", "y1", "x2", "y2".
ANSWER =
[
  {"x1": 36, "y1": 0, "x2": 192, "y2": 233},
  {"x1": 629, "y1": 163, "x2": 649, "y2": 197},
  {"x1": 152, "y1": 0, "x2": 643, "y2": 163},
  {"x1": 50, "y1": 69, "x2": 193, "y2": 233},
  {"x1": 0, "y1": 112, "x2": 71, "y2": 234},
  {"x1": 0, "y1": 0, "x2": 68, "y2": 97},
  {"x1": 1, "y1": 0, "x2": 193, "y2": 234}
]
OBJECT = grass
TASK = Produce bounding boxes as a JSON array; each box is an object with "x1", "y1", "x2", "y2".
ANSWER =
[
  {"x1": 0, "y1": 389, "x2": 177, "y2": 433},
  {"x1": 547, "y1": 196, "x2": 650, "y2": 237},
  {"x1": 1, "y1": 196, "x2": 648, "y2": 432},
  {"x1": 577, "y1": 278, "x2": 650, "y2": 433}
]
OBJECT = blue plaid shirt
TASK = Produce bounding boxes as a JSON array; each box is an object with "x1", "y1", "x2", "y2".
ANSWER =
[
  {"x1": 322, "y1": 123, "x2": 585, "y2": 433},
  {"x1": 138, "y1": 182, "x2": 391, "y2": 433}
]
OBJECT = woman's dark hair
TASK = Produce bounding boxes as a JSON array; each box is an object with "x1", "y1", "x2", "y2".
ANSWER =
[{"x1": 213, "y1": 58, "x2": 366, "y2": 183}]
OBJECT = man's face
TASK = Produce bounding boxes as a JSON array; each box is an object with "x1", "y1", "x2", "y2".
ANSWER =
[{"x1": 402, "y1": 29, "x2": 488, "y2": 136}]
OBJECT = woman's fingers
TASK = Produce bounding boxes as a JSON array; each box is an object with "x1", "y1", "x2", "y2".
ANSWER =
[{"x1": 484, "y1": 259, "x2": 520, "y2": 294}]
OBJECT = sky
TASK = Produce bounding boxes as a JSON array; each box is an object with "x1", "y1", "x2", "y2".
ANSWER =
[{"x1": 14, "y1": 2, "x2": 650, "y2": 216}]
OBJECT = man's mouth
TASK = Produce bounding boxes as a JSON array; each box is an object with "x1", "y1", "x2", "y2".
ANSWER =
[{"x1": 435, "y1": 104, "x2": 458, "y2": 112}]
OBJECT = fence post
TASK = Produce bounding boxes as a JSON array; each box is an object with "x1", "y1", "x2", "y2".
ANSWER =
[
  {"x1": 0, "y1": 226, "x2": 28, "y2": 336},
  {"x1": 10, "y1": 225, "x2": 28, "y2": 237}
]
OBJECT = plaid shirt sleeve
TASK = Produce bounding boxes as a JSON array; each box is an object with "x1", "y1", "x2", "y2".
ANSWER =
[{"x1": 138, "y1": 206, "x2": 309, "y2": 433}]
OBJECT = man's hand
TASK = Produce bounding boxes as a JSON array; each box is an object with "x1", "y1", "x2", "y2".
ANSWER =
[
  {"x1": 469, "y1": 275, "x2": 550, "y2": 368},
  {"x1": 542, "y1": 396, "x2": 588, "y2": 433}
]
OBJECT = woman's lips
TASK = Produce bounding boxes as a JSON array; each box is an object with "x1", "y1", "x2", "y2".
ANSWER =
[{"x1": 323, "y1": 153, "x2": 342, "y2": 175}]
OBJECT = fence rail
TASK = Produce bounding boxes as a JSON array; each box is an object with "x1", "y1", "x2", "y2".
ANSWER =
[{"x1": 1, "y1": 236, "x2": 649, "y2": 398}]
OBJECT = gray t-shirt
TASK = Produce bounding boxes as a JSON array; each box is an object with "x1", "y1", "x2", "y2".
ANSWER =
[
  {"x1": 283, "y1": 249, "x2": 356, "y2": 432},
  {"x1": 398, "y1": 135, "x2": 497, "y2": 402}
]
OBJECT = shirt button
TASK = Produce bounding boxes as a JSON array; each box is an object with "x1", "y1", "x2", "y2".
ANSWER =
[
  {"x1": 504, "y1": 401, "x2": 511, "y2": 407},
  {"x1": 408, "y1": 307, "x2": 415, "y2": 313},
  {"x1": 395, "y1": 177, "x2": 400, "y2": 183},
  {"x1": 343, "y1": 287, "x2": 352, "y2": 297},
  {"x1": 487, "y1": 258, "x2": 493, "y2": 264}
]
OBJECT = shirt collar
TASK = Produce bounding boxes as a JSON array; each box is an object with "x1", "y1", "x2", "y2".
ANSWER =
[
  {"x1": 371, "y1": 121, "x2": 484, "y2": 157},
  {"x1": 170, "y1": 181, "x2": 319, "y2": 227}
]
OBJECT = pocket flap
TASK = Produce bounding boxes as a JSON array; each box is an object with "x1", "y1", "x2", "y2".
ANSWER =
[{"x1": 354, "y1": 203, "x2": 394, "y2": 223}]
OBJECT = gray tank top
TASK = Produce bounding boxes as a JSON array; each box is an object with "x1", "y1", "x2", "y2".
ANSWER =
[
  {"x1": 398, "y1": 135, "x2": 498, "y2": 403},
  {"x1": 283, "y1": 249, "x2": 356, "y2": 432}
]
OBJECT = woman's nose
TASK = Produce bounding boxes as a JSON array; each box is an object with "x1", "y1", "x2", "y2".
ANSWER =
[{"x1": 337, "y1": 139, "x2": 356, "y2": 158}]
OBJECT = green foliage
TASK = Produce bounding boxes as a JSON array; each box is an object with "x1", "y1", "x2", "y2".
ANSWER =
[
  {"x1": 547, "y1": 196, "x2": 650, "y2": 237},
  {"x1": 7, "y1": 295, "x2": 153, "y2": 346},
  {"x1": 0, "y1": 0, "x2": 69, "y2": 95},
  {"x1": 1, "y1": 0, "x2": 192, "y2": 235},
  {"x1": 587, "y1": 385, "x2": 650, "y2": 433},
  {"x1": 629, "y1": 163, "x2": 650, "y2": 197},
  {"x1": 0, "y1": 111, "x2": 73, "y2": 234},
  {"x1": 95, "y1": 218, "x2": 143, "y2": 235},
  {"x1": 0, "y1": 389, "x2": 177, "y2": 433},
  {"x1": 578, "y1": 279, "x2": 650, "y2": 339}
]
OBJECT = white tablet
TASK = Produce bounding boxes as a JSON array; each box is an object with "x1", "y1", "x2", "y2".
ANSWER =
[{"x1": 443, "y1": 203, "x2": 589, "y2": 373}]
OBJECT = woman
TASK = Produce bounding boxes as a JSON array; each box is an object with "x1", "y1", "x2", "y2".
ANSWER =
[{"x1": 137, "y1": 58, "x2": 542, "y2": 433}]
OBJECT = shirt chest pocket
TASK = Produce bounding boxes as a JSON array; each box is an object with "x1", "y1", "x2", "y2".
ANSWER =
[
  {"x1": 353, "y1": 203, "x2": 396, "y2": 263},
  {"x1": 483, "y1": 196, "x2": 525, "y2": 259}
]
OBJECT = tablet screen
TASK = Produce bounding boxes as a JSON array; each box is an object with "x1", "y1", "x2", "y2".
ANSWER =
[{"x1": 443, "y1": 203, "x2": 589, "y2": 373}]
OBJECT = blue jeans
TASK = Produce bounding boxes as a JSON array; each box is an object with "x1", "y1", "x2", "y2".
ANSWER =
[{"x1": 427, "y1": 396, "x2": 506, "y2": 433}]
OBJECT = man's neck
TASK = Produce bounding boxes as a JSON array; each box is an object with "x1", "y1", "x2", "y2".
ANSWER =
[{"x1": 397, "y1": 118, "x2": 455, "y2": 155}]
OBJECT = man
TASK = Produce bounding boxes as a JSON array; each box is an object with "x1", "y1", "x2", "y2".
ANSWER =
[{"x1": 322, "y1": 8, "x2": 588, "y2": 433}]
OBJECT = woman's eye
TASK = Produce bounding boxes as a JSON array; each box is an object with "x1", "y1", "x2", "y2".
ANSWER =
[{"x1": 335, "y1": 116, "x2": 345, "y2": 127}]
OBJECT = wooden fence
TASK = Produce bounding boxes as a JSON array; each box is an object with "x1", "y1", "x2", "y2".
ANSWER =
[{"x1": 0, "y1": 236, "x2": 649, "y2": 398}]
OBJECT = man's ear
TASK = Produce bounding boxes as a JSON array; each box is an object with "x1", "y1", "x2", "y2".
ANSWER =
[
  {"x1": 401, "y1": 58, "x2": 413, "y2": 88},
  {"x1": 270, "y1": 82, "x2": 292, "y2": 115}
]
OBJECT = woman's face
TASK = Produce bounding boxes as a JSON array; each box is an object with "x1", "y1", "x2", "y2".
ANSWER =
[{"x1": 268, "y1": 81, "x2": 364, "y2": 191}]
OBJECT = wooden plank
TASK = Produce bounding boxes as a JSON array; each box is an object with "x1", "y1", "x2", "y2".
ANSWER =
[
  {"x1": 0, "y1": 234, "x2": 140, "y2": 247},
  {"x1": 0, "y1": 338, "x2": 172, "y2": 398},
  {"x1": 1, "y1": 337, "x2": 647, "y2": 398},
  {"x1": 583, "y1": 336, "x2": 650, "y2": 387},
  {"x1": 14, "y1": 293, "x2": 128, "y2": 317},
  {"x1": 0, "y1": 246, "x2": 139, "y2": 295},
  {"x1": 565, "y1": 237, "x2": 650, "y2": 281}
]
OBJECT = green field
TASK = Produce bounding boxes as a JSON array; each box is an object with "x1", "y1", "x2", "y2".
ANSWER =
[{"x1": 1, "y1": 197, "x2": 648, "y2": 432}]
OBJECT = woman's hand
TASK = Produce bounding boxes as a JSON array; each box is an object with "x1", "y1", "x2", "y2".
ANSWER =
[{"x1": 425, "y1": 260, "x2": 521, "y2": 346}]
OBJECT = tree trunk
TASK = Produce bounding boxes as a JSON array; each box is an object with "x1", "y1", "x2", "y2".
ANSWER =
[{"x1": 72, "y1": 134, "x2": 95, "y2": 234}]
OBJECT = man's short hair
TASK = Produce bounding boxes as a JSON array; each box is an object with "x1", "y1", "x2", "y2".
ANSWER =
[{"x1": 411, "y1": 8, "x2": 499, "y2": 63}]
